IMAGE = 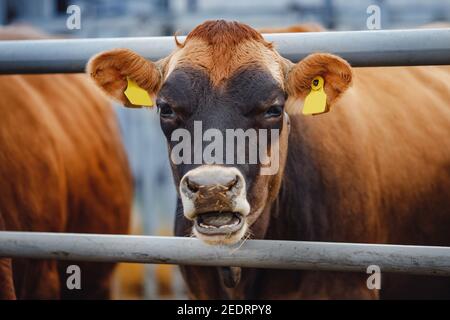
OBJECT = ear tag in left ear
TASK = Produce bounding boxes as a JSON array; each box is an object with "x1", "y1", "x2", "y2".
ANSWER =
[
  {"x1": 302, "y1": 76, "x2": 328, "y2": 115},
  {"x1": 124, "y1": 77, "x2": 153, "y2": 107}
]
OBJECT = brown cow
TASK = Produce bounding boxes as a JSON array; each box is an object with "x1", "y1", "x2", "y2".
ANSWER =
[
  {"x1": 0, "y1": 28, "x2": 132, "y2": 299},
  {"x1": 87, "y1": 20, "x2": 450, "y2": 299}
]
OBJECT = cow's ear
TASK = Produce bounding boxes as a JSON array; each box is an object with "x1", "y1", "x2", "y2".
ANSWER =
[
  {"x1": 285, "y1": 53, "x2": 352, "y2": 113},
  {"x1": 87, "y1": 49, "x2": 162, "y2": 108}
]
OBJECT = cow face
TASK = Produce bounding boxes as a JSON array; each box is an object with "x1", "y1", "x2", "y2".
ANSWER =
[{"x1": 87, "y1": 20, "x2": 352, "y2": 245}]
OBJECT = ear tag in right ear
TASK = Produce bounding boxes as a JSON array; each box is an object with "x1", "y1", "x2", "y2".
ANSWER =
[
  {"x1": 124, "y1": 77, "x2": 153, "y2": 107},
  {"x1": 302, "y1": 76, "x2": 328, "y2": 115}
]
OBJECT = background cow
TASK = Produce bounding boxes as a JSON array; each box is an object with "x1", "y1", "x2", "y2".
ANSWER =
[
  {"x1": 0, "y1": 27, "x2": 133, "y2": 299},
  {"x1": 88, "y1": 20, "x2": 450, "y2": 299}
]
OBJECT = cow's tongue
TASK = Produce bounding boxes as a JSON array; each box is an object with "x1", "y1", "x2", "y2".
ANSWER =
[{"x1": 198, "y1": 212, "x2": 238, "y2": 227}]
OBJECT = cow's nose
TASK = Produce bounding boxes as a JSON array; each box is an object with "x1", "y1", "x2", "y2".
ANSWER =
[{"x1": 179, "y1": 166, "x2": 249, "y2": 220}]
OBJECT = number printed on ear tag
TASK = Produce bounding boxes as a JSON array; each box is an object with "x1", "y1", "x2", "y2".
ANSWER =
[
  {"x1": 124, "y1": 77, "x2": 153, "y2": 107},
  {"x1": 302, "y1": 76, "x2": 328, "y2": 115}
]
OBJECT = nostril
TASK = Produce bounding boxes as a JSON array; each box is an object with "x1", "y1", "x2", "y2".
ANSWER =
[
  {"x1": 225, "y1": 175, "x2": 239, "y2": 190},
  {"x1": 185, "y1": 178, "x2": 200, "y2": 193}
]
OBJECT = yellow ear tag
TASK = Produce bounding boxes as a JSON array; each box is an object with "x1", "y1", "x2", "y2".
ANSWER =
[
  {"x1": 302, "y1": 76, "x2": 328, "y2": 115},
  {"x1": 124, "y1": 77, "x2": 153, "y2": 107}
]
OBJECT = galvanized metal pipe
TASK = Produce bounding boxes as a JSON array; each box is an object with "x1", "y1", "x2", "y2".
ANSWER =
[
  {"x1": 0, "y1": 28, "x2": 449, "y2": 74},
  {"x1": 0, "y1": 232, "x2": 450, "y2": 276}
]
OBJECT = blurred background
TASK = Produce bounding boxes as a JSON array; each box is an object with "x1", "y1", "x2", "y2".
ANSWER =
[
  {"x1": 2, "y1": 0, "x2": 450, "y2": 35},
  {"x1": 0, "y1": 0, "x2": 449, "y2": 300}
]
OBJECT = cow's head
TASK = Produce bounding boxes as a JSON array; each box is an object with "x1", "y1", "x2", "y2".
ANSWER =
[{"x1": 87, "y1": 20, "x2": 352, "y2": 245}]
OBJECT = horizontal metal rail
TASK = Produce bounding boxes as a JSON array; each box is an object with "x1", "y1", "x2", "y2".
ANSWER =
[
  {"x1": 0, "y1": 28, "x2": 449, "y2": 74},
  {"x1": 0, "y1": 232, "x2": 450, "y2": 276}
]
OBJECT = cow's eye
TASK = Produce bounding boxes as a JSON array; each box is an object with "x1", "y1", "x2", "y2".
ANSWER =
[
  {"x1": 264, "y1": 104, "x2": 283, "y2": 118},
  {"x1": 157, "y1": 101, "x2": 175, "y2": 118}
]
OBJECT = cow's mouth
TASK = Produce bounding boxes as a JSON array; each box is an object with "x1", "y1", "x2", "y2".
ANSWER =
[{"x1": 194, "y1": 211, "x2": 244, "y2": 235}]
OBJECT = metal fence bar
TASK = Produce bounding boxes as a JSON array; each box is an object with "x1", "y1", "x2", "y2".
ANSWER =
[
  {"x1": 0, "y1": 232, "x2": 450, "y2": 276},
  {"x1": 0, "y1": 28, "x2": 449, "y2": 74}
]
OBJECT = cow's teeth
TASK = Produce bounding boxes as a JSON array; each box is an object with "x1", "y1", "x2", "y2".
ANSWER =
[
  {"x1": 199, "y1": 218, "x2": 240, "y2": 229},
  {"x1": 200, "y1": 223, "x2": 214, "y2": 228},
  {"x1": 218, "y1": 222, "x2": 238, "y2": 228}
]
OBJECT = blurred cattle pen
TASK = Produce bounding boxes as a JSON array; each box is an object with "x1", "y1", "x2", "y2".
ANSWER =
[{"x1": 0, "y1": 0, "x2": 450, "y2": 299}]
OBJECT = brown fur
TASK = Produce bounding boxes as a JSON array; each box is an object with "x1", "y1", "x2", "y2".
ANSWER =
[
  {"x1": 167, "y1": 21, "x2": 280, "y2": 86},
  {"x1": 186, "y1": 20, "x2": 271, "y2": 47},
  {"x1": 0, "y1": 30, "x2": 132, "y2": 299}
]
